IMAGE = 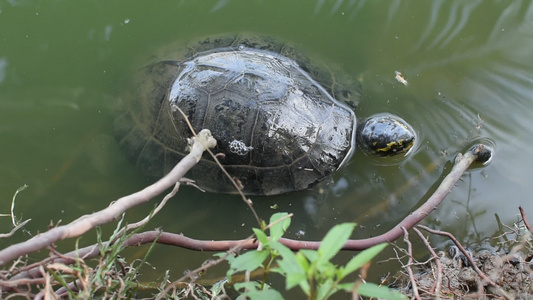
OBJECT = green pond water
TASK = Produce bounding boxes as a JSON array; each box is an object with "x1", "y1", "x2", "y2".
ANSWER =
[{"x1": 1, "y1": 0, "x2": 533, "y2": 291}]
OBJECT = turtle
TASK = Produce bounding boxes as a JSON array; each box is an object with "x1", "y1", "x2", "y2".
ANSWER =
[{"x1": 114, "y1": 34, "x2": 416, "y2": 196}]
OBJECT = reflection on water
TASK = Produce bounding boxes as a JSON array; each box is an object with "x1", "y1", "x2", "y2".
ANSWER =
[
  {"x1": 0, "y1": 0, "x2": 532, "y2": 285},
  {"x1": 0, "y1": 58, "x2": 7, "y2": 84}
]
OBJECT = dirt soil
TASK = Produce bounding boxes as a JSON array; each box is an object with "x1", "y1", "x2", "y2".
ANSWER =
[{"x1": 392, "y1": 246, "x2": 533, "y2": 299}]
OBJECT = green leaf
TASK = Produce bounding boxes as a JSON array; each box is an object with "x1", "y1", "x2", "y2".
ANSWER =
[
  {"x1": 295, "y1": 252, "x2": 310, "y2": 272},
  {"x1": 243, "y1": 288, "x2": 285, "y2": 300},
  {"x1": 227, "y1": 250, "x2": 269, "y2": 278},
  {"x1": 234, "y1": 281, "x2": 262, "y2": 292},
  {"x1": 299, "y1": 249, "x2": 318, "y2": 263},
  {"x1": 269, "y1": 212, "x2": 291, "y2": 242},
  {"x1": 315, "y1": 261, "x2": 336, "y2": 280},
  {"x1": 253, "y1": 228, "x2": 269, "y2": 245},
  {"x1": 357, "y1": 283, "x2": 408, "y2": 300},
  {"x1": 214, "y1": 252, "x2": 235, "y2": 265},
  {"x1": 337, "y1": 282, "x2": 355, "y2": 291},
  {"x1": 316, "y1": 279, "x2": 336, "y2": 300},
  {"x1": 235, "y1": 281, "x2": 284, "y2": 300},
  {"x1": 286, "y1": 272, "x2": 308, "y2": 291},
  {"x1": 317, "y1": 223, "x2": 356, "y2": 263},
  {"x1": 270, "y1": 242, "x2": 310, "y2": 294},
  {"x1": 340, "y1": 243, "x2": 387, "y2": 279},
  {"x1": 269, "y1": 242, "x2": 301, "y2": 273}
]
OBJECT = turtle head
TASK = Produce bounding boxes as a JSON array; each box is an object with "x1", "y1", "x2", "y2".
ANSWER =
[{"x1": 357, "y1": 114, "x2": 416, "y2": 157}]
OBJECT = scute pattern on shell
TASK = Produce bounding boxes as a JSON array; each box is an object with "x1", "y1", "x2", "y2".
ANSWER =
[{"x1": 115, "y1": 33, "x2": 360, "y2": 195}]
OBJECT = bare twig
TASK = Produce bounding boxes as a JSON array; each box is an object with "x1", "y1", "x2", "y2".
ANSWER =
[
  {"x1": 0, "y1": 220, "x2": 31, "y2": 239},
  {"x1": 338, "y1": 144, "x2": 489, "y2": 250},
  {"x1": 13, "y1": 214, "x2": 294, "y2": 282},
  {"x1": 114, "y1": 179, "x2": 186, "y2": 239},
  {"x1": 0, "y1": 277, "x2": 45, "y2": 288},
  {"x1": 252, "y1": 144, "x2": 487, "y2": 251},
  {"x1": 519, "y1": 206, "x2": 533, "y2": 235},
  {"x1": 401, "y1": 227, "x2": 420, "y2": 300},
  {"x1": 417, "y1": 225, "x2": 512, "y2": 300},
  {"x1": 11, "y1": 185, "x2": 28, "y2": 226},
  {"x1": 0, "y1": 130, "x2": 217, "y2": 267},
  {"x1": 413, "y1": 227, "x2": 442, "y2": 298},
  {"x1": 172, "y1": 106, "x2": 262, "y2": 227},
  {"x1": 0, "y1": 185, "x2": 31, "y2": 240}
]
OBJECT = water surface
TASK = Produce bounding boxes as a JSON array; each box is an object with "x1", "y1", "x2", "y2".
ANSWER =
[{"x1": 1, "y1": 0, "x2": 532, "y2": 288}]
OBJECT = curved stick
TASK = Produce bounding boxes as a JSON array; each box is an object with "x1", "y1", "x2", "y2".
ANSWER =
[
  {"x1": 12, "y1": 144, "x2": 490, "y2": 281},
  {"x1": 134, "y1": 144, "x2": 489, "y2": 251},
  {"x1": 0, "y1": 130, "x2": 217, "y2": 267},
  {"x1": 6, "y1": 144, "x2": 490, "y2": 283},
  {"x1": 283, "y1": 144, "x2": 489, "y2": 250}
]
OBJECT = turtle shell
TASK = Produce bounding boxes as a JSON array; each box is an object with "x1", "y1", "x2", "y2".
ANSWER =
[{"x1": 114, "y1": 34, "x2": 360, "y2": 195}]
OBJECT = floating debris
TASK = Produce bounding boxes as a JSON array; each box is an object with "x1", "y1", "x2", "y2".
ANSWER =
[{"x1": 395, "y1": 71, "x2": 408, "y2": 86}]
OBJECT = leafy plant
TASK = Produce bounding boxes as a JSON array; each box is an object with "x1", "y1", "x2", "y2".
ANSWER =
[{"x1": 223, "y1": 212, "x2": 407, "y2": 300}]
